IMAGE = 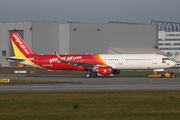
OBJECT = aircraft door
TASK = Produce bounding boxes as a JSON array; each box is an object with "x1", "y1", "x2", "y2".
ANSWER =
[
  {"x1": 152, "y1": 55, "x2": 157, "y2": 64},
  {"x1": 119, "y1": 57, "x2": 123, "y2": 64},
  {"x1": 33, "y1": 56, "x2": 38, "y2": 64},
  {"x1": 29, "y1": 56, "x2": 38, "y2": 65}
]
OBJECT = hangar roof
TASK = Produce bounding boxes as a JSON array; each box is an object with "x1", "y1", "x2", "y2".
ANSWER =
[{"x1": 109, "y1": 47, "x2": 166, "y2": 55}]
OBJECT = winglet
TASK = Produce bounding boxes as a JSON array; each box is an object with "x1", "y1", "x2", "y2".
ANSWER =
[
  {"x1": 54, "y1": 52, "x2": 66, "y2": 62},
  {"x1": 54, "y1": 52, "x2": 61, "y2": 60}
]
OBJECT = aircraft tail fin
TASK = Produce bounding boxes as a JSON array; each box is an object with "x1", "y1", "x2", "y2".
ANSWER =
[{"x1": 9, "y1": 32, "x2": 36, "y2": 58}]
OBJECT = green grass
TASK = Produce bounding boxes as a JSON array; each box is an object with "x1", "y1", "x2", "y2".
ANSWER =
[{"x1": 0, "y1": 92, "x2": 180, "y2": 120}]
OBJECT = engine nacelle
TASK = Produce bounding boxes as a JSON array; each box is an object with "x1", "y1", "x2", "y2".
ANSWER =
[{"x1": 97, "y1": 66, "x2": 112, "y2": 75}]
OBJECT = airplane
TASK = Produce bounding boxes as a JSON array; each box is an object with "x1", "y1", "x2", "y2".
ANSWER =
[{"x1": 7, "y1": 32, "x2": 176, "y2": 78}]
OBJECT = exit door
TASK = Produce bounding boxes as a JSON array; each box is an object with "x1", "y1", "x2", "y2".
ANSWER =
[
  {"x1": 119, "y1": 57, "x2": 123, "y2": 64},
  {"x1": 152, "y1": 55, "x2": 157, "y2": 64},
  {"x1": 29, "y1": 56, "x2": 38, "y2": 65}
]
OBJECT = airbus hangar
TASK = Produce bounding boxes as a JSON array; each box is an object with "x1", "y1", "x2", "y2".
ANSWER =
[{"x1": 0, "y1": 21, "x2": 158, "y2": 66}]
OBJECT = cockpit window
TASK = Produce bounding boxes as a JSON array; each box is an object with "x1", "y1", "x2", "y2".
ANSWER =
[{"x1": 162, "y1": 58, "x2": 170, "y2": 60}]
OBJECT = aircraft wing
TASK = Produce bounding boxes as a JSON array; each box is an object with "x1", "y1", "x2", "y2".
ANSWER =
[
  {"x1": 6, "y1": 57, "x2": 25, "y2": 63},
  {"x1": 54, "y1": 52, "x2": 96, "y2": 70},
  {"x1": 67, "y1": 61, "x2": 96, "y2": 69}
]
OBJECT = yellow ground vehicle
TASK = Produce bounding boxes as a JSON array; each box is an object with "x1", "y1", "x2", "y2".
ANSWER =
[{"x1": 148, "y1": 71, "x2": 174, "y2": 78}]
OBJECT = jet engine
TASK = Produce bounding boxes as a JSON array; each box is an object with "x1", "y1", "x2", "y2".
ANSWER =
[
  {"x1": 97, "y1": 66, "x2": 112, "y2": 75},
  {"x1": 96, "y1": 66, "x2": 120, "y2": 76}
]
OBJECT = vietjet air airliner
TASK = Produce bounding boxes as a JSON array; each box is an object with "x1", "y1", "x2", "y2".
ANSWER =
[{"x1": 7, "y1": 32, "x2": 176, "y2": 77}]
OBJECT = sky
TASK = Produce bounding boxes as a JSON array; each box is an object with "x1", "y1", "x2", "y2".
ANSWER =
[{"x1": 0, "y1": 0, "x2": 180, "y2": 23}]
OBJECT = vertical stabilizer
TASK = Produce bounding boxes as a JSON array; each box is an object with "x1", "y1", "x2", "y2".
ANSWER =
[{"x1": 9, "y1": 32, "x2": 36, "y2": 58}]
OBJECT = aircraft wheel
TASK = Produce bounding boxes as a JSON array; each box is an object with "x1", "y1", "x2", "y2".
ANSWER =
[{"x1": 85, "y1": 73, "x2": 91, "y2": 78}]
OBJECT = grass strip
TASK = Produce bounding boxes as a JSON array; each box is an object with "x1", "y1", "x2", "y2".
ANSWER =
[{"x1": 0, "y1": 91, "x2": 180, "y2": 120}]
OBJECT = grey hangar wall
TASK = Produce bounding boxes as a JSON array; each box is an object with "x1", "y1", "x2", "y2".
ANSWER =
[{"x1": 0, "y1": 22, "x2": 157, "y2": 66}]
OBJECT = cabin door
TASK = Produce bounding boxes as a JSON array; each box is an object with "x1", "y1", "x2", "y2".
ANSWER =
[
  {"x1": 152, "y1": 55, "x2": 157, "y2": 64},
  {"x1": 29, "y1": 56, "x2": 38, "y2": 65},
  {"x1": 119, "y1": 57, "x2": 123, "y2": 64}
]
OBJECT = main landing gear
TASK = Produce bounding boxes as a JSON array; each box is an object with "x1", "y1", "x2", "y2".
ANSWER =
[
  {"x1": 85, "y1": 71, "x2": 97, "y2": 78},
  {"x1": 85, "y1": 73, "x2": 91, "y2": 78}
]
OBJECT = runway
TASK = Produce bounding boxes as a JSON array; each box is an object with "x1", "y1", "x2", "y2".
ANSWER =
[{"x1": 0, "y1": 74, "x2": 180, "y2": 93}]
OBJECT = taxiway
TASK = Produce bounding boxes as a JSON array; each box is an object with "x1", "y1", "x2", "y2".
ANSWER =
[{"x1": 0, "y1": 74, "x2": 180, "y2": 93}]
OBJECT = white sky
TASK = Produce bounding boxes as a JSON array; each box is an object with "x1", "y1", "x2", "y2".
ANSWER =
[{"x1": 0, "y1": 0, "x2": 180, "y2": 23}]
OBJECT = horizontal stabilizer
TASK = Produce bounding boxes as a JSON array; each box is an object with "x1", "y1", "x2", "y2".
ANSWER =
[{"x1": 6, "y1": 57, "x2": 25, "y2": 63}]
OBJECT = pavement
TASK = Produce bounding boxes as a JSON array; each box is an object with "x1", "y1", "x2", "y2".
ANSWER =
[{"x1": 0, "y1": 74, "x2": 180, "y2": 93}]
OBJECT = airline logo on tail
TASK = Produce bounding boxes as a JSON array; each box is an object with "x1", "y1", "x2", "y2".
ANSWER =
[
  {"x1": 12, "y1": 33, "x2": 29, "y2": 54},
  {"x1": 10, "y1": 32, "x2": 35, "y2": 57},
  {"x1": 9, "y1": 32, "x2": 41, "y2": 68}
]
